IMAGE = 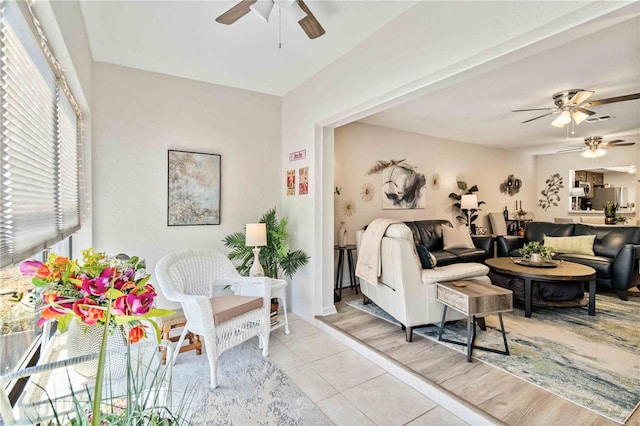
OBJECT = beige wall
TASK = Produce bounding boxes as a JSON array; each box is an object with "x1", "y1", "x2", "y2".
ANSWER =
[
  {"x1": 535, "y1": 146, "x2": 640, "y2": 223},
  {"x1": 334, "y1": 122, "x2": 536, "y2": 244},
  {"x1": 91, "y1": 63, "x2": 282, "y2": 290}
]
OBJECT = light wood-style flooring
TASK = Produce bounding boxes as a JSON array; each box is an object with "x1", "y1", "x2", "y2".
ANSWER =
[{"x1": 318, "y1": 290, "x2": 640, "y2": 426}]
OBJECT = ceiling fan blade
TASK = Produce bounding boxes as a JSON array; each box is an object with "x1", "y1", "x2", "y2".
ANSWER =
[
  {"x1": 216, "y1": 0, "x2": 256, "y2": 25},
  {"x1": 603, "y1": 141, "x2": 635, "y2": 147},
  {"x1": 556, "y1": 147, "x2": 585, "y2": 153},
  {"x1": 297, "y1": 0, "x2": 325, "y2": 39},
  {"x1": 512, "y1": 108, "x2": 555, "y2": 112},
  {"x1": 584, "y1": 93, "x2": 640, "y2": 107},
  {"x1": 569, "y1": 90, "x2": 594, "y2": 105},
  {"x1": 521, "y1": 112, "x2": 555, "y2": 123}
]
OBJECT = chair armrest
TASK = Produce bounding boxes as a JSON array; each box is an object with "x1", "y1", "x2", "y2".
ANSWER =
[
  {"x1": 612, "y1": 244, "x2": 640, "y2": 290},
  {"x1": 229, "y1": 277, "x2": 272, "y2": 299},
  {"x1": 496, "y1": 235, "x2": 524, "y2": 257},
  {"x1": 471, "y1": 235, "x2": 494, "y2": 257}
]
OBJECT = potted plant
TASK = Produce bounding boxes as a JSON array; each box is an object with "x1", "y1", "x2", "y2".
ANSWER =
[
  {"x1": 448, "y1": 181, "x2": 485, "y2": 230},
  {"x1": 604, "y1": 202, "x2": 618, "y2": 225},
  {"x1": 223, "y1": 208, "x2": 310, "y2": 314},
  {"x1": 518, "y1": 241, "x2": 554, "y2": 264}
]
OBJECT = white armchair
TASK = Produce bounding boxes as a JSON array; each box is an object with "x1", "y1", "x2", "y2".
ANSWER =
[{"x1": 155, "y1": 249, "x2": 271, "y2": 389}]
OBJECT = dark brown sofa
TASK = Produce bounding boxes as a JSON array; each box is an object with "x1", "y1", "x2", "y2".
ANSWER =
[{"x1": 496, "y1": 221, "x2": 640, "y2": 299}]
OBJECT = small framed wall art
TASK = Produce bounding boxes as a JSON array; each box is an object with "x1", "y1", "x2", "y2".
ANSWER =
[
  {"x1": 167, "y1": 150, "x2": 221, "y2": 226},
  {"x1": 286, "y1": 169, "x2": 296, "y2": 195},
  {"x1": 299, "y1": 167, "x2": 309, "y2": 195}
]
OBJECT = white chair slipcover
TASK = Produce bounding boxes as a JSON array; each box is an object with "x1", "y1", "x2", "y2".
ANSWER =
[{"x1": 155, "y1": 249, "x2": 271, "y2": 389}]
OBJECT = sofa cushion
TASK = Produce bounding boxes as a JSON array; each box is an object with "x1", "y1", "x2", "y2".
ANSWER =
[
  {"x1": 447, "y1": 247, "x2": 487, "y2": 263},
  {"x1": 430, "y1": 250, "x2": 458, "y2": 266},
  {"x1": 573, "y1": 224, "x2": 640, "y2": 258},
  {"x1": 524, "y1": 222, "x2": 574, "y2": 243},
  {"x1": 413, "y1": 220, "x2": 452, "y2": 250},
  {"x1": 421, "y1": 263, "x2": 489, "y2": 285},
  {"x1": 543, "y1": 235, "x2": 596, "y2": 255},
  {"x1": 416, "y1": 245, "x2": 437, "y2": 269},
  {"x1": 442, "y1": 225, "x2": 475, "y2": 249},
  {"x1": 556, "y1": 254, "x2": 613, "y2": 278}
]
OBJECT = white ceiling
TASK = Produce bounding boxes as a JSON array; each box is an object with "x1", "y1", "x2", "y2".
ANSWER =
[
  {"x1": 360, "y1": 13, "x2": 640, "y2": 155},
  {"x1": 79, "y1": 0, "x2": 417, "y2": 96},
  {"x1": 79, "y1": 1, "x2": 640, "y2": 156}
]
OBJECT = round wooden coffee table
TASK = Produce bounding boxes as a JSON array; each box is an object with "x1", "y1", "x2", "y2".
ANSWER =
[{"x1": 485, "y1": 257, "x2": 596, "y2": 318}]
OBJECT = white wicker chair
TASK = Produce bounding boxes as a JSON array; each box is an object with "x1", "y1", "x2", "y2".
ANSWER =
[{"x1": 155, "y1": 249, "x2": 271, "y2": 389}]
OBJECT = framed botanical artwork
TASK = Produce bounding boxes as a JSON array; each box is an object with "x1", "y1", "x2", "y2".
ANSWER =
[
  {"x1": 299, "y1": 167, "x2": 309, "y2": 195},
  {"x1": 167, "y1": 150, "x2": 221, "y2": 226}
]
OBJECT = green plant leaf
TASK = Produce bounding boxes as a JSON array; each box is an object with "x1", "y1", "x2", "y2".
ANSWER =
[{"x1": 457, "y1": 181, "x2": 468, "y2": 191}]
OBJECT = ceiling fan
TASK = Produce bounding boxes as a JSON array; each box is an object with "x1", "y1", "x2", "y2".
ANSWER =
[
  {"x1": 216, "y1": 0, "x2": 325, "y2": 39},
  {"x1": 557, "y1": 136, "x2": 635, "y2": 158},
  {"x1": 512, "y1": 89, "x2": 640, "y2": 133}
]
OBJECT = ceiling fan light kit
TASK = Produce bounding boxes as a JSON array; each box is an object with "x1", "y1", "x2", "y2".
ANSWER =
[
  {"x1": 582, "y1": 147, "x2": 607, "y2": 158},
  {"x1": 513, "y1": 89, "x2": 640, "y2": 133},
  {"x1": 250, "y1": 0, "x2": 274, "y2": 23},
  {"x1": 217, "y1": 0, "x2": 325, "y2": 39}
]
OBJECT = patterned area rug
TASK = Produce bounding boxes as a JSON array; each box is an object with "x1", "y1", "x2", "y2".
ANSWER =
[
  {"x1": 171, "y1": 340, "x2": 332, "y2": 425},
  {"x1": 347, "y1": 294, "x2": 640, "y2": 424}
]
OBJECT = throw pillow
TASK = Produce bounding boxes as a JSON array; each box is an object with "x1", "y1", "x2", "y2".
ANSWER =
[
  {"x1": 416, "y1": 245, "x2": 437, "y2": 269},
  {"x1": 543, "y1": 235, "x2": 596, "y2": 255},
  {"x1": 442, "y1": 225, "x2": 475, "y2": 250}
]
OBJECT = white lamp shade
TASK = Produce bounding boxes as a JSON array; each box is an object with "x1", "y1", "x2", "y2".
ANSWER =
[
  {"x1": 460, "y1": 194, "x2": 478, "y2": 210},
  {"x1": 552, "y1": 110, "x2": 572, "y2": 127},
  {"x1": 582, "y1": 148, "x2": 607, "y2": 158},
  {"x1": 286, "y1": 1, "x2": 308, "y2": 22},
  {"x1": 250, "y1": 0, "x2": 274, "y2": 23},
  {"x1": 569, "y1": 187, "x2": 586, "y2": 197},
  {"x1": 246, "y1": 223, "x2": 267, "y2": 247},
  {"x1": 571, "y1": 109, "x2": 592, "y2": 125}
]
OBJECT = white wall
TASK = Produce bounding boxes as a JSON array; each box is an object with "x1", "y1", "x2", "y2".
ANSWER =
[
  {"x1": 280, "y1": 1, "x2": 633, "y2": 319},
  {"x1": 334, "y1": 122, "x2": 536, "y2": 244},
  {"x1": 91, "y1": 63, "x2": 281, "y2": 291},
  {"x1": 535, "y1": 145, "x2": 639, "y2": 223}
]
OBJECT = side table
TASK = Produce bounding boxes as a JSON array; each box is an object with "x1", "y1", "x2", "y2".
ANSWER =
[
  {"x1": 334, "y1": 244, "x2": 359, "y2": 302},
  {"x1": 436, "y1": 279, "x2": 513, "y2": 362},
  {"x1": 270, "y1": 279, "x2": 290, "y2": 334}
]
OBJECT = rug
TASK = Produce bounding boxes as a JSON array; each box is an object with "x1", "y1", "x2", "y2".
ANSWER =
[
  {"x1": 171, "y1": 340, "x2": 333, "y2": 425},
  {"x1": 347, "y1": 295, "x2": 640, "y2": 424}
]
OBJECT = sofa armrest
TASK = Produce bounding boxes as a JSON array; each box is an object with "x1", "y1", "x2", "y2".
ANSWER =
[
  {"x1": 611, "y1": 244, "x2": 640, "y2": 291},
  {"x1": 496, "y1": 235, "x2": 524, "y2": 257},
  {"x1": 471, "y1": 235, "x2": 494, "y2": 258}
]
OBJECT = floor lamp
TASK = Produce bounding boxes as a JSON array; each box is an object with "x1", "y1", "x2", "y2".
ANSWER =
[
  {"x1": 246, "y1": 223, "x2": 267, "y2": 277},
  {"x1": 460, "y1": 194, "x2": 478, "y2": 233}
]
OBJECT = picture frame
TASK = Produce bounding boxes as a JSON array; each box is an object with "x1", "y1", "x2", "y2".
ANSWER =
[{"x1": 167, "y1": 150, "x2": 221, "y2": 226}]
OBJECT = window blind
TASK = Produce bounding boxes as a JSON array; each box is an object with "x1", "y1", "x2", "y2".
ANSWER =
[{"x1": 0, "y1": 1, "x2": 81, "y2": 268}]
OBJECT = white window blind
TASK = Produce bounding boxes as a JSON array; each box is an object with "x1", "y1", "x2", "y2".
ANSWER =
[{"x1": 0, "y1": 1, "x2": 81, "y2": 268}]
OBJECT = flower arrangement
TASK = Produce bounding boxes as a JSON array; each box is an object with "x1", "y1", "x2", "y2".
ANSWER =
[
  {"x1": 519, "y1": 241, "x2": 554, "y2": 262},
  {"x1": 20, "y1": 248, "x2": 171, "y2": 343}
]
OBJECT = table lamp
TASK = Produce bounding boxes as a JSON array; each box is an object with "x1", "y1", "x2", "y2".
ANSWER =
[
  {"x1": 246, "y1": 223, "x2": 267, "y2": 277},
  {"x1": 460, "y1": 194, "x2": 478, "y2": 233}
]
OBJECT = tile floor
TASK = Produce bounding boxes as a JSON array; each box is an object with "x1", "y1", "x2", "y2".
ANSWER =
[{"x1": 270, "y1": 312, "x2": 469, "y2": 426}]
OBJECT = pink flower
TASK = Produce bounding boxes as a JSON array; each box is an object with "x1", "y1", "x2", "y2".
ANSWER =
[
  {"x1": 81, "y1": 277, "x2": 107, "y2": 297},
  {"x1": 73, "y1": 298, "x2": 105, "y2": 325},
  {"x1": 113, "y1": 293, "x2": 153, "y2": 316}
]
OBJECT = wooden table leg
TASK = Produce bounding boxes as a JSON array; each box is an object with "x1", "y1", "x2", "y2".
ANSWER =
[
  {"x1": 588, "y1": 279, "x2": 596, "y2": 316},
  {"x1": 524, "y1": 278, "x2": 532, "y2": 318}
]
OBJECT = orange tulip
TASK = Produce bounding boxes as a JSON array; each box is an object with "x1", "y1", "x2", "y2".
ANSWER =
[{"x1": 129, "y1": 324, "x2": 148, "y2": 343}]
